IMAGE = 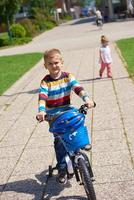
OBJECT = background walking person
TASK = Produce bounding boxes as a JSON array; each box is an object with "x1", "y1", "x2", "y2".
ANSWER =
[{"x1": 95, "y1": 9, "x2": 103, "y2": 29}]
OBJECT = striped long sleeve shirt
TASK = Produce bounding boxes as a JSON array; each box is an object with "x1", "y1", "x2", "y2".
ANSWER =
[{"x1": 38, "y1": 71, "x2": 89, "y2": 114}]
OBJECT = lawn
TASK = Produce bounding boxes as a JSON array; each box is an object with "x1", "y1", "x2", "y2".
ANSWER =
[
  {"x1": 0, "y1": 53, "x2": 42, "y2": 95},
  {"x1": 116, "y1": 37, "x2": 134, "y2": 79}
]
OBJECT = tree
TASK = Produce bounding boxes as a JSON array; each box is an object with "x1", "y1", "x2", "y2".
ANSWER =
[
  {"x1": 0, "y1": 0, "x2": 21, "y2": 24},
  {"x1": 0, "y1": 0, "x2": 21, "y2": 41},
  {"x1": 95, "y1": 0, "x2": 103, "y2": 8},
  {"x1": 28, "y1": 0, "x2": 56, "y2": 20},
  {"x1": 72, "y1": 0, "x2": 87, "y2": 7}
]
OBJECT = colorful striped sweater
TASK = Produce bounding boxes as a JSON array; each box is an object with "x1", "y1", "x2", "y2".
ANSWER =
[{"x1": 38, "y1": 71, "x2": 89, "y2": 114}]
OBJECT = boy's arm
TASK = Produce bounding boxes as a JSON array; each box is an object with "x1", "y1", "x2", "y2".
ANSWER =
[
  {"x1": 69, "y1": 74, "x2": 94, "y2": 108},
  {"x1": 79, "y1": 90, "x2": 94, "y2": 108},
  {"x1": 37, "y1": 80, "x2": 48, "y2": 121}
]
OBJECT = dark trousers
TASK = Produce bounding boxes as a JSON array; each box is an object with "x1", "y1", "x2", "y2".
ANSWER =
[
  {"x1": 96, "y1": 18, "x2": 102, "y2": 26},
  {"x1": 54, "y1": 135, "x2": 67, "y2": 172}
]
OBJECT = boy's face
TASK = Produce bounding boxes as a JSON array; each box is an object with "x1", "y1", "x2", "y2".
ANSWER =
[{"x1": 45, "y1": 54, "x2": 63, "y2": 79}]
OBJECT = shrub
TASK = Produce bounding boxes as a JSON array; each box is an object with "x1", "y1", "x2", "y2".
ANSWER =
[
  {"x1": 44, "y1": 20, "x2": 56, "y2": 30},
  {"x1": 11, "y1": 37, "x2": 32, "y2": 45},
  {"x1": 0, "y1": 32, "x2": 32, "y2": 47},
  {"x1": 19, "y1": 18, "x2": 37, "y2": 37},
  {"x1": 0, "y1": 33, "x2": 10, "y2": 47},
  {"x1": 0, "y1": 23, "x2": 7, "y2": 32},
  {"x1": 10, "y1": 23, "x2": 26, "y2": 38},
  {"x1": 60, "y1": 13, "x2": 72, "y2": 21}
]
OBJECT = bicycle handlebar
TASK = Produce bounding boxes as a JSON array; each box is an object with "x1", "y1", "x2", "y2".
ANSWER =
[
  {"x1": 36, "y1": 102, "x2": 96, "y2": 122},
  {"x1": 79, "y1": 102, "x2": 96, "y2": 114}
]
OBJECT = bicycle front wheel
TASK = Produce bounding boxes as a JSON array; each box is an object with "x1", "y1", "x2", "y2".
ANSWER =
[{"x1": 78, "y1": 158, "x2": 96, "y2": 200}]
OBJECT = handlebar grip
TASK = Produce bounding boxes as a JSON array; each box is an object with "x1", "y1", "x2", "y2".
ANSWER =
[
  {"x1": 93, "y1": 101, "x2": 96, "y2": 107},
  {"x1": 36, "y1": 115, "x2": 44, "y2": 122},
  {"x1": 36, "y1": 114, "x2": 50, "y2": 122},
  {"x1": 36, "y1": 116, "x2": 40, "y2": 121}
]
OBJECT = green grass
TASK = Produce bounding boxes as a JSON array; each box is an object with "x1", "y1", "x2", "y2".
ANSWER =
[
  {"x1": 0, "y1": 53, "x2": 43, "y2": 95},
  {"x1": 116, "y1": 38, "x2": 134, "y2": 79}
]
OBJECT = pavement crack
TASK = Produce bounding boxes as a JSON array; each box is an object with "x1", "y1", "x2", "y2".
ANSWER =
[
  {"x1": 0, "y1": 93, "x2": 36, "y2": 143},
  {"x1": 0, "y1": 123, "x2": 39, "y2": 196},
  {"x1": 90, "y1": 48, "x2": 96, "y2": 166},
  {"x1": 111, "y1": 78, "x2": 134, "y2": 169},
  {"x1": 4, "y1": 103, "x2": 11, "y2": 110}
]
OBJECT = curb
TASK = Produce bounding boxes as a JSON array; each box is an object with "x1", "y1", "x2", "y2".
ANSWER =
[
  {"x1": 114, "y1": 41, "x2": 134, "y2": 82},
  {"x1": 114, "y1": 42, "x2": 128, "y2": 68}
]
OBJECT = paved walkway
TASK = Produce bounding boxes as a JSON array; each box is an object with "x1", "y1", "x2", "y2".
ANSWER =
[{"x1": 0, "y1": 18, "x2": 134, "y2": 200}]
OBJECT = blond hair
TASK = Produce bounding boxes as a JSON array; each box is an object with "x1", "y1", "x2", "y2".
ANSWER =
[
  {"x1": 101, "y1": 35, "x2": 109, "y2": 43},
  {"x1": 44, "y1": 48, "x2": 62, "y2": 64}
]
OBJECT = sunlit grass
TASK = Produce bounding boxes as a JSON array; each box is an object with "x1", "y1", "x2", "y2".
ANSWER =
[
  {"x1": 0, "y1": 53, "x2": 42, "y2": 95},
  {"x1": 116, "y1": 38, "x2": 134, "y2": 79}
]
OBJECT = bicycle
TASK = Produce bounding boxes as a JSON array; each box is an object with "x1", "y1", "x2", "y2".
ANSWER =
[{"x1": 42, "y1": 104, "x2": 97, "y2": 200}]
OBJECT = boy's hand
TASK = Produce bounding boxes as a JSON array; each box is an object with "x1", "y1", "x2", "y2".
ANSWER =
[
  {"x1": 36, "y1": 111, "x2": 45, "y2": 122},
  {"x1": 85, "y1": 100, "x2": 95, "y2": 109}
]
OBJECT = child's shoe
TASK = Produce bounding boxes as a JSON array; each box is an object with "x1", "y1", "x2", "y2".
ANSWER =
[
  {"x1": 57, "y1": 171, "x2": 67, "y2": 184},
  {"x1": 108, "y1": 75, "x2": 112, "y2": 78}
]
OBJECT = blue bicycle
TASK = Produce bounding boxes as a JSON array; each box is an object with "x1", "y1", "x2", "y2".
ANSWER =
[{"x1": 47, "y1": 104, "x2": 97, "y2": 200}]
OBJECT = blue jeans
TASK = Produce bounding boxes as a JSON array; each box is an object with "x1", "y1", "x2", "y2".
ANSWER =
[
  {"x1": 54, "y1": 135, "x2": 67, "y2": 172},
  {"x1": 48, "y1": 105, "x2": 77, "y2": 172}
]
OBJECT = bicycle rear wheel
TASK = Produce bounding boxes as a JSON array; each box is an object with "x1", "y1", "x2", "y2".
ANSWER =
[{"x1": 78, "y1": 158, "x2": 96, "y2": 200}]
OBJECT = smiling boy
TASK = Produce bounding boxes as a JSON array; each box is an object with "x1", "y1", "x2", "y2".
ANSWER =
[{"x1": 36, "y1": 48, "x2": 94, "y2": 184}]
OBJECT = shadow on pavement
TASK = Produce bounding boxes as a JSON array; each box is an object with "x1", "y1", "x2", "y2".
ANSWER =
[
  {"x1": 0, "y1": 170, "x2": 48, "y2": 200},
  {"x1": 0, "y1": 169, "x2": 86, "y2": 200},
  {"x1": 1, "y1": 88, "x2": 39, "y2": 97},
  {"x1": 42, "y1": 175, "x2": 87, "y2": 200},
  {"x1": 38, "y1": 170, "x2": 87, "y2": 200},
  {"x1": 54, "y1": 196, "x2": 87, "y2": 200},
  {"x1": 42, "y1": 174, "x2": 70, "y2": 199},
  {"x1": 0, "y1": 179, "x2": 43, "y2": 200},
  {"x1": 2, "y1": 75, "x2": 131, "y2": 97},
  {"x1": 71, "y1": 17, "x2": 95, "y2": 25},
  {"x1": 79, "y1": 75, "x2": 131, "y2": 84}
]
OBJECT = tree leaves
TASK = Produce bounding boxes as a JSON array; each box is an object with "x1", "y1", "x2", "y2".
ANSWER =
[{"x1": 0, "y1": 0, "x2": 21, "y2": 23}]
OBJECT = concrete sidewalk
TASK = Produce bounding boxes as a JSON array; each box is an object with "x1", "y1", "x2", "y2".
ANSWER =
[{"x1": 0, "y1": 19, "x2": 134, "y2": 200}]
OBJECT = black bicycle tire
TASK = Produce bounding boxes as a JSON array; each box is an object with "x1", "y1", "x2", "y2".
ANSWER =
[
  {"x1": 78, "y1": 158, "x2": 96, "y2": 200},
  {"x1": 80, "y1": 152, "x2": 94, "y2": 178}
]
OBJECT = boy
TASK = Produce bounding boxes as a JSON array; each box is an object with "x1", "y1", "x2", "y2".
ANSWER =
[{"x1": 36, "y1": 49, "x2": 94, "y2": 184}]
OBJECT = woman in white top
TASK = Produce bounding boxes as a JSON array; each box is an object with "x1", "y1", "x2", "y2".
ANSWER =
[
  {"x1": 99, "y1": 35, "x2": 112, "y2": 78},
  {"x1": 96, "y1": 9, "x2": 103, "y2": 27}
]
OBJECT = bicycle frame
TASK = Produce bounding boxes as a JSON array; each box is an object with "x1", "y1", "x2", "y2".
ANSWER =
[{"x1": 54, "y1": 132, "x2": 94, "y2": 183}]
